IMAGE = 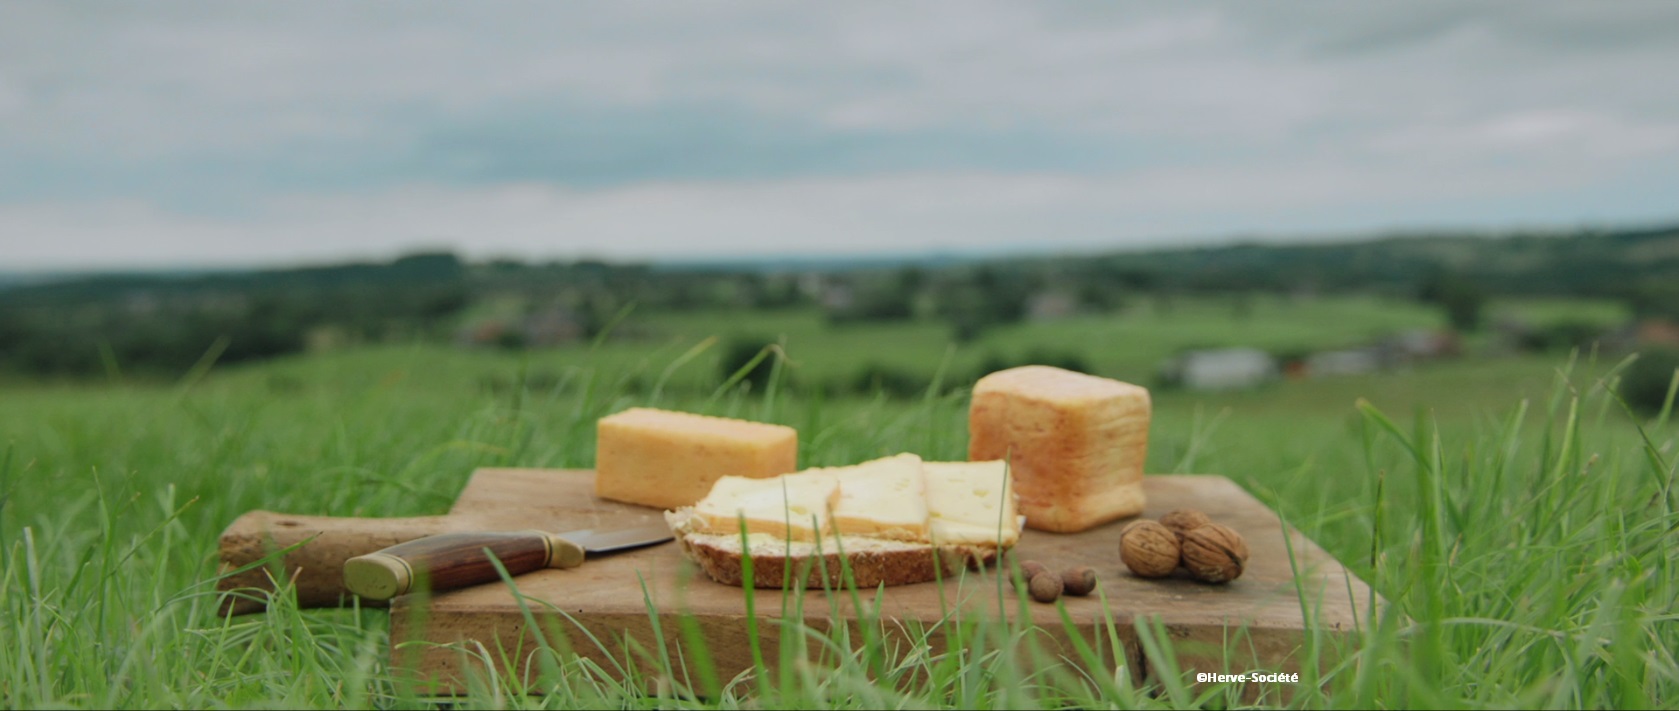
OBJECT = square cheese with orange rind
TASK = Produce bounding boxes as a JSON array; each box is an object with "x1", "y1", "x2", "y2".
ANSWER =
[{"x1": 968, "y1": 366, "x2": 1149, "y2": 533}]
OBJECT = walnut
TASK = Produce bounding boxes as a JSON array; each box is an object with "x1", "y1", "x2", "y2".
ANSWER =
[
  {"x1": 1029, "y1": 572, "x2": 1063, "y2": 603},
  {"x1": 1119, "y1": 520, "x2": 1180, "y2": 578},
  {"x1": 1181, "y1": 523, "x2": 1250, "y2": 583},
  {"x1": 1159, "y1": 509, "x2": 1212, "y2": 542},
  {"x1": 1061, "y1": 566, "x2": 1098, "y2": 597}
]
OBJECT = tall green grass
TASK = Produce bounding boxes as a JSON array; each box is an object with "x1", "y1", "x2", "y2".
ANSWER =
[{"x1": 0, "y1": 344, "x2": 1674, "y2": 708}]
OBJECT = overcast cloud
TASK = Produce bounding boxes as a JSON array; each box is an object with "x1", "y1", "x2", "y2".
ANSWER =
[{"x1": 2, "y1": 2, "x2": 1678, "y2": 269}]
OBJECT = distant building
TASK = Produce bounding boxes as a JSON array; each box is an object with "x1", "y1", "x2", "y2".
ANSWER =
[
  {"x1": 1294, "y1": 329, "x2": 1461, "y2": 378},
  {"x1": 1373, "y1": 329, "x2": 1463, "y2": 366},
  {"x1": 1306, "y1": 349, "x2": 1382, "y2": 377},
  {"x1": 455, "y1": 305, "x2": 584, "y2": 348},
  {"x1": 1160, "y1": 348, "x2": 1278, "y2": 391},
  {"x1": 1606, "y1": 318, "x2": 1679, "y2": 352},
  {"x1": 1637, "y1": 319, "x2": 1679, "y2": 349},
  {"x1": 457, "y1": 320, "x2": 510, "y2": 347},
  {"x1": 1026, "y1": 291, "x2": 1078, "y2": 322},
  {"x1": 819, "y1": 283, "x2": 856, "y2": 312},
  {"x1": 521, "y1": 306, "x2": 583, "y2": 346}
]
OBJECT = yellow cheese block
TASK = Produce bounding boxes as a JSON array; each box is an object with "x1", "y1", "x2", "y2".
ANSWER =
[
  {"x1": 595, "y1": 407, "x2": 798, "y2": 510},
  {"x1": 690, "y1": 471, "x2": 839, "y2": 541},
  {"x1": 923, "y1": 460, "x2": 1020, "y2": 547},
  {"x1": 968, "y1": 366, "x2": 1149, "y2": 533}
]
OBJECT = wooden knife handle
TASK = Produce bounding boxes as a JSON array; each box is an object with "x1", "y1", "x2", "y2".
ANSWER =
[
  {"x1": 216, "y1": 510, "x2": 464, "y2": 615},
  {"x1": 342, "y1": 531, "x2": 586, "y2": 601}
]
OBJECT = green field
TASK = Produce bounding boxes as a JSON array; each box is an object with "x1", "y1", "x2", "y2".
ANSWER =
[{"x1": 1, "y1": 298, "x2": 1674, "y2": 708}]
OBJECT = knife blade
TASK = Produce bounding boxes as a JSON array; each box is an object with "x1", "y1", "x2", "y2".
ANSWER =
[{"x1": 342, "y1": 523, "x2": 673, "y2": 601}]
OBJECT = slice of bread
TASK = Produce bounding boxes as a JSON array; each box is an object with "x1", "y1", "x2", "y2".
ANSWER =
[
  {"x1": 666, "y1": 456, "x2": 1019, "y2": 589},
  {"x1": 666, "y1": 509, "x2": 987, "y2": 589}
]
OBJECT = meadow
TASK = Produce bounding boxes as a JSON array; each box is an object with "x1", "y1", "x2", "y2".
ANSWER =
[{"x1": 0, "y1": 295, "x2": 1674, "y2": 708}]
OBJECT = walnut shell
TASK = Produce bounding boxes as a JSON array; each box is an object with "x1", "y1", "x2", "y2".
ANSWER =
[
  {"x1": 1159, "y1": 509, "x2": 1212, "y2": 542},
  {"x1": 1119, "y1": 521, "x2": 1180, "y2": 578},
  {"x1": 1181, "y1": 523, "x2": 1250, "y2": 583}
]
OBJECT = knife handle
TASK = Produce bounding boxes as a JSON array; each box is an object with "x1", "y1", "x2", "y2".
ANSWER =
[{"x1": 343, "y1": 531, "x2": 585, "y2": 601}]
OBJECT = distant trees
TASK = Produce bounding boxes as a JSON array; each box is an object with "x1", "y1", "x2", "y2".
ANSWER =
[
  {"x1": 1419, "y1": 270, "x2": 1486, "y2": 331},
  {"x1": 5, "y1": 224, "x2": 1678, "y2": 382},
  {"x1": 717, "y1": 336, "x2": 780, "y2": 392},
  {"x1": 936, "y1": 266, "x2": 1030, "y2": 343},
  {"x1": 0, "y1": 252, "x2": 476, "y2": 378},
  {"x1": 1622, "y1": 349, "x2": 1679, "y2": 415},
  {"x1": 1625, "y1": 282, "x2": 1679, "y2": 321}
]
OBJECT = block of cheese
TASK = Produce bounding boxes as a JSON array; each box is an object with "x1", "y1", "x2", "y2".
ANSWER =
[
  {"x1": 595, "y1": 407, "x2": 798, "y2": 510},
  {"x1": 968, "y1": 365, "x2": 1150, "y2": 533},
  {"x1": 829, "y1": 453, "x2": 930, "y2": 542},
  {"x1": 923, "y1": 460, "x2": 1021, "y2": 548},
  {"x1": 689, "y1": 471, "x2": 839, "y2": 541}
]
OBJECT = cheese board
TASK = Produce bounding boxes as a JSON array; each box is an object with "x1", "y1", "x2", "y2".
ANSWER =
[{"x1": 385, "y1": 467, "x2": 1377, "y2": 694}]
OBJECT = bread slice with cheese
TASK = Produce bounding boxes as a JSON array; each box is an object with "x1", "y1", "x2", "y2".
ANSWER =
[{"x1": 666, "y1": 456, "x2": 1020, "y2": 589}]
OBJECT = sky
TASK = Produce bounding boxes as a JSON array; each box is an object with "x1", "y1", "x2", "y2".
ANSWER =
[{"x1": 2, "y1": 2, "x2": 1679, "y2": 271}]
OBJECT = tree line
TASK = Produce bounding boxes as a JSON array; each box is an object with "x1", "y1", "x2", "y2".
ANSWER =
[{"x1": 3, "y1": 224, "x2": 1677, "y2": 386}]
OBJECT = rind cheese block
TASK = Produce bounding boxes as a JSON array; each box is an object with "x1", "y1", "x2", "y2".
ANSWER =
[
  {"x1": 969, "y1": 365, "x2": 1150, "y2": 533},
  {"x1": 688, "y1": 472, "x2": 839, "y2": 541},
  {"x1": 924, "y1": 460, "x2": 1020, "y2": 548},
  {"x1": 594, "y1": 408, "x2": 797, "y2": 510},
  {"x1": 666, "y1": 455, "x2": 1020, "y2": 589}
]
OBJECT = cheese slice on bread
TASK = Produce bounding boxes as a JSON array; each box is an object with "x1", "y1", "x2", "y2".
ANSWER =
[
  {"x1": 667, "y1": 455, "x2": 1019, "y2": 589},
  {"x1": 925, "y1": 460, "x2": 1020, "y2": 548},
  {"x1": 829, "y1": 453, "x2": 930, "y2": 542},
  {"x1": 687, "y1": 471, "x2": 839, "y2": 541}
]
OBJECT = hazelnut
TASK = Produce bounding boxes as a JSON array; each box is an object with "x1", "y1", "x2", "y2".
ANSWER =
[
  {"x1": 1010, "y1": 559, "x2": 1048, "y2": 592},
  {"x1": 1120, "y1": 521, "x2": 1180, "y2": 578},
  {"x1": 1061, "y1": 566, "x2": 1098, "y2": 597},
  {"x1": 1159, "y1": 509, "x2": 1212, "y2": 541},
  {"x1": 1029, "y1": 572, "x2": 1063, "y2": 603},
  {"x1": 1181, "y1": 523, "x2": 1250, "y2": 583},
  {"x1": 1019, "y1": 559, "x2": 1049, "y2": 581}
]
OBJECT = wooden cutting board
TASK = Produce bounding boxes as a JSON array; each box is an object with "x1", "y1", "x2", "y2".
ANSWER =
[{"x1": 387, "y1": 468, "x2": 1378, "y2": 695}]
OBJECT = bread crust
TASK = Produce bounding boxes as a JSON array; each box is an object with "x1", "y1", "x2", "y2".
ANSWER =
[{"x1": 677, "y1": 535, "x2": 996, "y2": 589}]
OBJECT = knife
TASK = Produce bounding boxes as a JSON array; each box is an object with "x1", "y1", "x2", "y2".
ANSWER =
[{"x1": 342, "y1": 523, "x2": 674, "y2": 601}]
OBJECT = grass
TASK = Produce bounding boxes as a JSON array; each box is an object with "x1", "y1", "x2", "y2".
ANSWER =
[{"x1": 1, "y1": 315, "x2": 1676, "y2": 707}]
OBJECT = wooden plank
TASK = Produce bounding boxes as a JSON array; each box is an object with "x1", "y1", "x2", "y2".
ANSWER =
[{"x1": 390, "y1": 468, "x2": 1375, "y2": 695}]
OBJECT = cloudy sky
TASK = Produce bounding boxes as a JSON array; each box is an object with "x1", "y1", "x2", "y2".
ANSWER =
[{"x1": 3, "y1": 3, "x2": 1679, "y2": 270}]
